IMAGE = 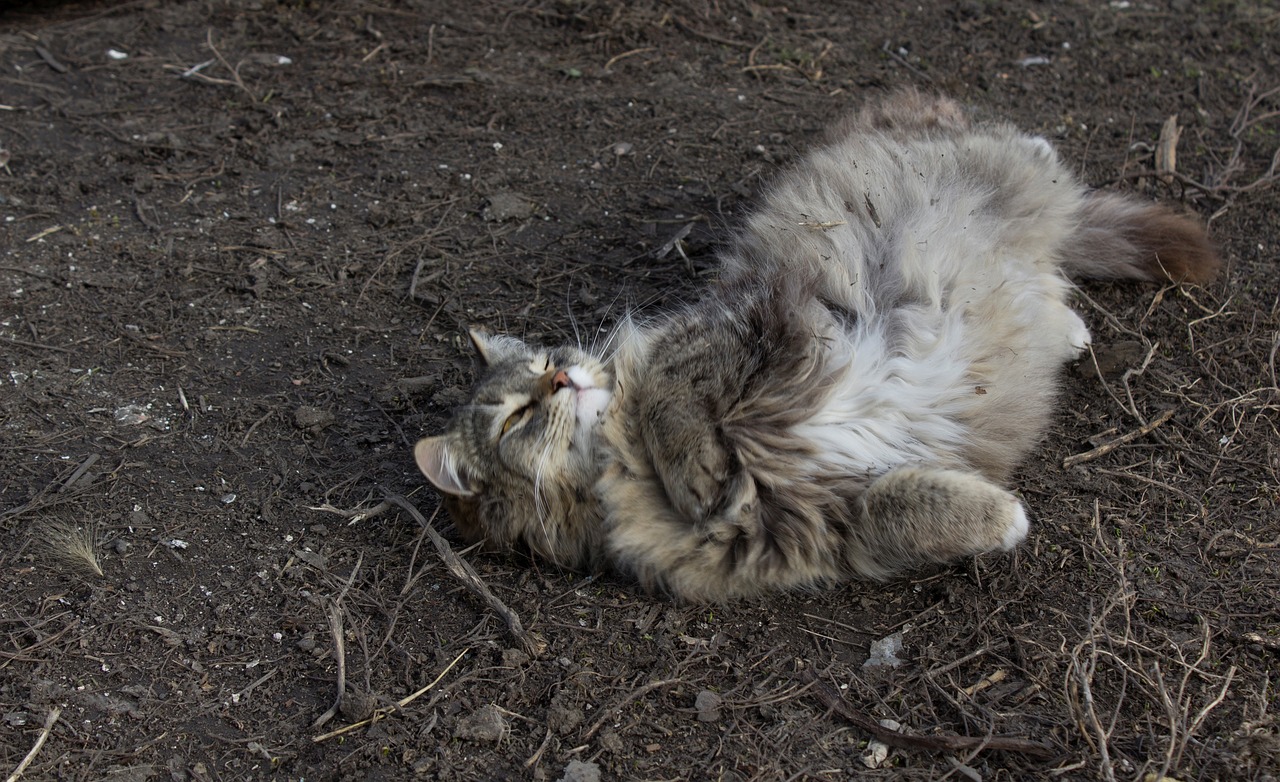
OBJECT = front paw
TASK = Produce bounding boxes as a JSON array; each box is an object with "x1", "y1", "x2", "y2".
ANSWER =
[{"x1": 659, "y1": 440, "x2": 729, "y2": 522}]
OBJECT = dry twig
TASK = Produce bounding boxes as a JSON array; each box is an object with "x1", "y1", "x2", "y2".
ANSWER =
[
  {"x1": 583, "y1": 678, "x2": 684, "y2": 741},
  {"x1": 382, "y1": 494, "x2": 546, "y2": 656},
  {"x1": 312, "y1": 648, "x2": 468, "y2": 742},
  {"x1": 4, "y1": 707, "x2": 60, "y2": 782},
  {"x1": 1063, "y1": 409, "x2": 1176, "y2": 469},
  {"x1": 803, "y1": 668, "x2": 1055, "y2": 757}
]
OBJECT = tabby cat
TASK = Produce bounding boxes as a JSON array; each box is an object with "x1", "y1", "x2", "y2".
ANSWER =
[{"x1": 415, "y1": 90, "x2": 1219, "y2": 602}]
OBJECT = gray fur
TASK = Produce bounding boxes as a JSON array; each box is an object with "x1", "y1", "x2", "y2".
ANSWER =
[{"x1": 417, "y1": 91, "x2": 1219, "y2": 602}]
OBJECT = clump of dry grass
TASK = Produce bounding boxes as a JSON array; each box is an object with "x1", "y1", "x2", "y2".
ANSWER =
[{"x1": 38, "y1": 520, "x2": 105, "y2": 578}]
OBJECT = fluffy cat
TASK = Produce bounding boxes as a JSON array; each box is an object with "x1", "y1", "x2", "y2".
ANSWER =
[{"x1": 415, "y1": 90, "x2": 1219, "y2": 602}]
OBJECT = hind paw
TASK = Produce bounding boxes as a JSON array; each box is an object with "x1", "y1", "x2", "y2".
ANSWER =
[
  {"x1": 1000, "y1": 500, "x2": 1030, "y2": 551},
  {"x1": 1067, "y1": 312, "x2": 1092, "y2": 357}
]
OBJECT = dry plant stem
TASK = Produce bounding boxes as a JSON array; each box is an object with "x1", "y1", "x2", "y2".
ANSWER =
[
  {"x1": 582, "y1": 678, "x2": 684, "y2": 741},
  {"x1": 308, "y1": 499, "x2": 391, "y2": 523},
  {"x1": 524, "y1": 727, "x2": 554, "y2": 768},
  {"x1": 311, "y1": 600, "x2": 346, "y2": 730},
  {"x1": 382, "y1": 494, "x2": 546, "y2": 657},
  {"x1": 1069, "y1": 637, "x2": 1118, "y2": 782},
  {"x1": 1120, "y1": 341, "x2": 1159, "y2": 424},
  {"x1": 802, "y1": 669, "x2": 1055, "y2": 758},
  {"x1": 204, "y1": 29, "x2": 254, "y2": 100},
  {"x1": 4, "y1": 706, "x2": 60, "y2": 782},
  {"x1": 1155, "y1": 115, "x2": 1180, "y2": 183},
  {"x1": 311, "y1": 649, "x2": 468, "y2": 743},
  {"x1": 1062, "y1": 409, "x2": 1176, "y2": 468},
  {"x1": 59, "y1": 453, "x2": 99, "y2": 492},
  {"x1": 603, "y1": 47, "x2": 656, "y2": 71}
]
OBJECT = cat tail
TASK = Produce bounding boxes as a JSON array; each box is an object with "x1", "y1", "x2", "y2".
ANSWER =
[{"x1": 1059, "y1": 193, "x2": 1221, "y2": 285}]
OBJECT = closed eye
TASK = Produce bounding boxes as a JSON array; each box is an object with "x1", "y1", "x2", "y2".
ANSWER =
[{"x1": 500, "y1": 402, "x2": 535, "y2": 436}]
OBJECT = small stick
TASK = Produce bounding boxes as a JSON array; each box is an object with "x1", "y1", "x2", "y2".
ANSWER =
[
  {"x1": 524, "y1": 727, "x2": 554, "y2": 768},
  {"x1": 5, "y1": 706, "x2": 61, "y2": 782},
  {"x1": 59, "y1": 453, "x2": 100, "y2": 493},
  {"x1": 309, "y1": 499, "x2": 391, "y2": 524},
  {"x1": 961, "y1": 669, "x2": 1009, "y2": 697},
  {"x1": 0, "y1": 336, "x2": 75, "y2": 354},
  {"x1": 240, "y1": 411, "x2": 272, "y2": 447},
  {"x1": 312, "y1": 553, "x2": 364, "y2": 728},
  {"x1": 311, "y1": 601, "x2": 347, "y2": 729},
  {"x1": 312, "y1": 648, "x2": 467, "y2": 742},
  {"x1": 604, "y1": 47, "x2": 656, "y2": 71},
  {"x1": 926, "y1": 641, "x2": 1008, "y2": 678},
  {"x1": 1155, "y1": 114, "x2": 1180, "y2": 184},
  {"x1": 803, "y1": 669, "x2": 1054, "y2": 757},
  {"x1": 582, "y1": 678, "x2": 683, "y2": 741},
  {"x1": 1062, "y1": 408, "x2": 1175, "y2": 469},
  {"x1": 34, "y1": 45, "x2": 68, "y2": 74},
  {"x1": 672, "y1": 16, "x2": 753, "y2": 48},
  {"x1": 382, "y1": 494, "x2": 546, "y2": 656}
]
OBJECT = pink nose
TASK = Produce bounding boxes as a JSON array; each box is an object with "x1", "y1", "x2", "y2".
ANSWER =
[{"x1": 551, "y1": 369, "x2": 572, "y2": 391}]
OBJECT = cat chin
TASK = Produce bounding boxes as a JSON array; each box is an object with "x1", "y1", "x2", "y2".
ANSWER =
[
  {"x1": 563, "y1": 365, "x2": 612, "y2": 431},
  {"x1": 573, "y1": 387, "x2": 612, "y2": 430}
]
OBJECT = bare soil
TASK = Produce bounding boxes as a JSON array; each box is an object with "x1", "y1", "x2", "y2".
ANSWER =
[{"x1": 2, "y1": 2, "x2": 1278, "y2": 780}]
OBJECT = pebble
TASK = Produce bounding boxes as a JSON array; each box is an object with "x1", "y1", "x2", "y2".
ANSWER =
[
  {"x1": 694, "y1": 689, "x2": 723, "y2": 722},
  {"x1": 556, "y1": 760, "x2": 601, "y2": 782},
  {"x1": 455, "y1": 704, "x2": 507, "y2": 743}
]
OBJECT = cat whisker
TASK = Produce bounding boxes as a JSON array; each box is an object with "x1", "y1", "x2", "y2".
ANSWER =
[
  {"x1": 531, "y1": 433, "x2": 556, "y2": 545},
  {"x1": 589, "y1": 289, "x2": 629, "y2": 357},
  {"x1": 566, "y1": 285, "x2": 584, "y2": 351}
]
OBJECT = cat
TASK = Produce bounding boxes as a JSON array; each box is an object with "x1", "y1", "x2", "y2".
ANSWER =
[{"x1": 414, "y1": 90, "x2": 1219, "y2": 602}]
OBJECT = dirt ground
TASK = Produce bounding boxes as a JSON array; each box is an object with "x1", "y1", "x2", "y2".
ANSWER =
[{"x1": 1, "y1": 1, "x2": 1277, "y2": 780}]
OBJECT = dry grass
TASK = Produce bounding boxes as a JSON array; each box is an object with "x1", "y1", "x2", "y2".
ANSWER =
[{"x1": 37, "y1": 519, "x2": 104, "y2": 578}]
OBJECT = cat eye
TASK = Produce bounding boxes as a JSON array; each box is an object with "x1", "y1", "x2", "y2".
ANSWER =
[{"x1": 501, "y1": 402, "x2": 535, "y2": 436}]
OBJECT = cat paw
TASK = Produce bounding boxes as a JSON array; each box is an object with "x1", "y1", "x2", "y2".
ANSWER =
[
  {"x1": 1027, "y1": 135, "x2": 1057, "y2": 160},
  {"x1": 1066, "y1": 311, "x2": 1092, "y2": 358},
  {"x1": 664, "y1": 450, "x2": 728, "y2": 522},
  {"x1": 1000, "y1": 500, "x2": 1030, "y2": 551}
]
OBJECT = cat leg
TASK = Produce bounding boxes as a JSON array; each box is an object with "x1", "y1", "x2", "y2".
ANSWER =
[
  {"x1": 846, "y1": 467, "x2": 1028, "y2": 579},
  {"x1": 637, "y1": 404, "x2": 730, "y2": 523}
]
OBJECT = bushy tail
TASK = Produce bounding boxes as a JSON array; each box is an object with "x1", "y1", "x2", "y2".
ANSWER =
[{"x1": 1060, "y1": 193, "x2": 1221, "y2": 284}]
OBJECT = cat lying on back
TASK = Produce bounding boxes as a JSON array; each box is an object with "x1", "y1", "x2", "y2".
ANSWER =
[{"x1": 415, "y1": 90, "x2": 1219, "y2": 602}]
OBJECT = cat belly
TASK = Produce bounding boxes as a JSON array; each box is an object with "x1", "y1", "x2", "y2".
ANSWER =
[{"x1": 794, "y1": 264, "x2": 1081, "y2": 483}]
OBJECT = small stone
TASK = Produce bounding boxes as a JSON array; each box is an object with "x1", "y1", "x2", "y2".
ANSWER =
[
  {"x1": 1077, "y1": 340, "x2": 1145, "y2": 379},
  {"x1": 501, "y1": 648, "x2": 530, "y2": 668},
  {"x1": 694, "y1": 689, "x2": 723, "y2": 722},
  {"x1": 293, "y1": 405, "x2": 334, "y2": 430},
  {"x1": 455, "y1": 703, "x2": 507, "y2": 743},
  {"x1": 556, "y1": 759, "x2": 601, "y2": 782},
  {"x1": 113, "y1": 539, "x2": 130, "y2": 555},
  {"x1": 598, "y1": 730, "x2": 624, "y2": 754},
  {"x1": 339, "y1": 689, "x2": 377, "y2": 722},
  {"x1": 864, "y1": 632, "x2": 905, "y2": 669},
  {"x1": 481, "y1": 191, "x2": 535, "y2": 222},
  {"x1": 547, "y1": 691, "x2": 583, "y2": 736}
]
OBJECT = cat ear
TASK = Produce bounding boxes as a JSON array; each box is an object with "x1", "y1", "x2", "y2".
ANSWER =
[
  {"x1": 414, "y1": 436, "x2": 476, "y2": 497},
  {"x1": 468, "y1": 328, "x2": 527, "y2": 366}
]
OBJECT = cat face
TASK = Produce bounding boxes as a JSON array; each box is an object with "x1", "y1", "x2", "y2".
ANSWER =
[{"x1": 414, "y1": 330, "x2": 612, "y2": 567}]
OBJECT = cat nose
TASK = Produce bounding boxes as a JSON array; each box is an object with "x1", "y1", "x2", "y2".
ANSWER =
[{"x1": 540, "y1": 368, "x2": 573, "y2": 395}]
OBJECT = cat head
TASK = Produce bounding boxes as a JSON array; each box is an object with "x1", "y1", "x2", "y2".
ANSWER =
[{"x1": 414, "y1": 330, "x2": 613, "y2": 569}]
